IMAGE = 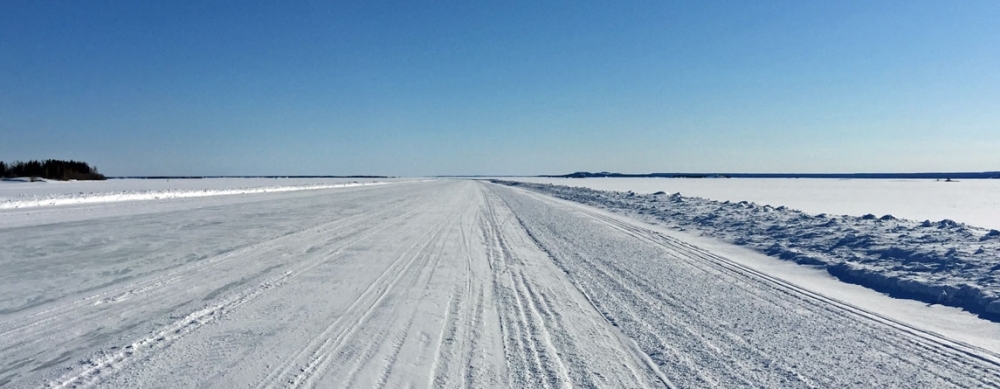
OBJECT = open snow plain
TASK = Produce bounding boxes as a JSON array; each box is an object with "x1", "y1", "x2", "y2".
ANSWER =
[{"x1": 3, "y1": 179, "x2": 1000, "y2": 387}]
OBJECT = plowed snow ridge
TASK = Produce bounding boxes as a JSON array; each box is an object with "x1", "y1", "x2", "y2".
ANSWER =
[{"x1": 0, "y1": 181, "x2": 390, "y2": 209}]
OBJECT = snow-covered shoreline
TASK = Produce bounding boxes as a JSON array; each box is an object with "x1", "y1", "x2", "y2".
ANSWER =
[{"x1": 496, "y1": 180, "x2": 1000, "y2": 320}]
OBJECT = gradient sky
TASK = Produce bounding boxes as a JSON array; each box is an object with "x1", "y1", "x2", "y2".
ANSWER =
[{"x1": 2, "y1": 1, "x2": 998, "y2": 176}]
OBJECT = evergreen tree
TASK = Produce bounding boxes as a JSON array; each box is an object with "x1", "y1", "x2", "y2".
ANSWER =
[{"x1": 0, "y1": 159, "x2": 105, "y2": 180}]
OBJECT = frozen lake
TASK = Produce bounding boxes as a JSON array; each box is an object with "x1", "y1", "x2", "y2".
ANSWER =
[
  {"x1": 4, "y1": 179, "x2": 999, "y2": 387},
  {"x1": 509, "y1": 177, "x2": 1000, "y2": 230}
]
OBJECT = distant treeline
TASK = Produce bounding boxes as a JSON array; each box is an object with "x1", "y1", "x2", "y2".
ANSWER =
[
  {"x1": 0, "y1": 159, "x2": 106, "y2": 181},
  {"x1": 552, "y1": 171, "x2": 1000, "y2": 179}
]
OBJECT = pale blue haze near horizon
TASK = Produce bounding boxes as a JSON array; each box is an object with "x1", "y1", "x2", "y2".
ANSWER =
[{"x1": 2, "y1": 1, "x2": 998, "y2": 176}]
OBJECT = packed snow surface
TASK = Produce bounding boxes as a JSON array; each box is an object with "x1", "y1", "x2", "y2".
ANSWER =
[
  {"x1": 3, "y1": 179, "x2": 1000, "y2": 388},
  {"x1": 512, "y1": 177, "x2": 1000, "y2": 230}
]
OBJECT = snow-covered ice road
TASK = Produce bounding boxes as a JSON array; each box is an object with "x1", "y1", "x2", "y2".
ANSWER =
[{"x1": 2, "y1": 180, "x2": 1000, "y2": 388}]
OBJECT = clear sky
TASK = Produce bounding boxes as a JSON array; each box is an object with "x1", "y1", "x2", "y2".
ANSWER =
[{"x1": 2, "y1": 1, "x2": 998, "y2": 176}]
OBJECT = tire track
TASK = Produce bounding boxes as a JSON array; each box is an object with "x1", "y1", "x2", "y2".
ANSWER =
[
  {"x1": 44, "y1": 195, "x2": 430, "y2": 389},
  {"x1": 428, "y1": 285, "x2": 461, "y2": 387},
  {"x1": 508, "y1": 213, "x2": 713, "y2": 387},
  {"x1": 295, "y1": 207, "x2": 458, "y2": 388},
  {"x1": 429, "y1": 206, "x2": 483, "y2": 388},
  {"x1": 583, "y1": 210, "x2": 1000, "y2": 386},
  {"x1": 255, "y1": 202, "x2": 461, "y2": 389},
  {"x1": 374, "y1": 316, "x2": 416, "y2": 389},
  {"x1": 481, "y1": 191, "x2": 573, "y2": 389},
  {"x1": 304, "y1": 206, "x2": 452, "y2": 387},
  {"x1": 525, "y1": 213, "x2": 766, "y2": 385},
  {"x1": 483, "y1": 184, "x2": 673, "y2": 389},
  {"x1": 499, "y1": 183, "x2": 1000, "y2": 387},
  {"x1": 0, "y1": 194, "x2": 415, "y2": 345}
]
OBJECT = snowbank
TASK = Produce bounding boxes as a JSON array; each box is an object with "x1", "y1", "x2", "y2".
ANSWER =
[
  {"x1": 497, "y1": 180, "x2": 1000, "y2": 320},
  {"x1": 0, "y1": 181, "x2": 387, "y2": 209}
]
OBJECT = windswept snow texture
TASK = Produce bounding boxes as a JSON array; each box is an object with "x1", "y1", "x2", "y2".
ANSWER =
[
  {"x1": 498, "y1": 180, "x2": 1000, "y2": 321},
  {"x1": 3, "y1": 180, "x2": 1000, "y2": 388}
]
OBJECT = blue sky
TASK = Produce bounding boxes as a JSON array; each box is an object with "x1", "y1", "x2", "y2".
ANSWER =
[{"x1": 2, "y1": 1, "x2": 998, "y2": 176}]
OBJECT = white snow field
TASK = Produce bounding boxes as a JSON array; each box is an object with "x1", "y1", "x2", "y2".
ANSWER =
[
  {"x1": 2, "y1": 179, "x2": 1000, "y2": 388},
  {"x1": 511, "y1": 177, "x2": 1000, "y2": 230}
]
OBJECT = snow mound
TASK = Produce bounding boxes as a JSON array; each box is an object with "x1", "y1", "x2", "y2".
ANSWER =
[{"x1": 498, "y1": 180, "x2": 1000, "y2": 320}]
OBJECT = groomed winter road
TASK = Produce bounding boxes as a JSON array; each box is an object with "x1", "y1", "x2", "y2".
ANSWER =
[{"x1": 2, "y1": 180, "x2": 1000, "y2": 388}]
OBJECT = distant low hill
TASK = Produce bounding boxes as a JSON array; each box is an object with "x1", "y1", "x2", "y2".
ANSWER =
[
  {"x1": 550, "y1": 171, "x2": 1000, "y2": 179},
  {"x1": 1, "y1": 159, "x2": 106, "y2": 181}
]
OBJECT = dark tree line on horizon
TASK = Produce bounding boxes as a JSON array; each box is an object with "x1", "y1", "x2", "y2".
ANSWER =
[{"x1": 0, "y1": 159, "x2": 106, "y2": 181}]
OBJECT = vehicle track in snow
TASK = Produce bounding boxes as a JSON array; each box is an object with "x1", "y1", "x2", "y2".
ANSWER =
[
  {"x1": 482, "y1": 193, "x2": 573, "y2": 388},
  {"x1": 494, "y1": 182, "x2": 1000, "y2": 388},
  {"x1": 2, "y1": 183, "x2": 433, "y2": 387},
  {"x1": 480, "y1": 187, "x2": 664, "y2": 388},
  {"x1": 586, "y1": 210, "x2": 1000, "y2": 385},
  {"x1": 426, "y1": 211, "x2": 492, "y2": 388},
  {"x1": 0, "y1": 193, "x2": 415, "y2": 342},
  {"x1": 263, "y1": 204, "x2": 459, "y2": 388}
]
